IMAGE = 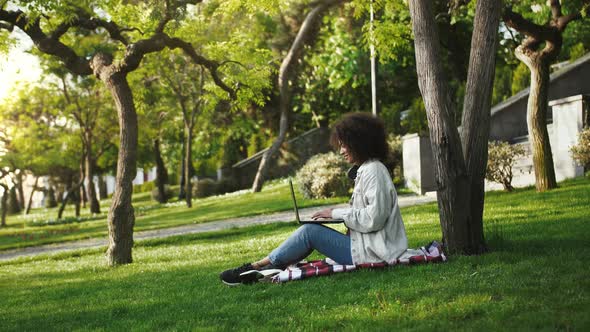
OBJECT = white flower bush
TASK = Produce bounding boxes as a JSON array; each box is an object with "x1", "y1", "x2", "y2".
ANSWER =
[
  {"x1": 486, "y1": 141, "x2": 526, "y2": 191},
  {"x1": 295, "y1": 152, "x2": 350, "y2": 199},
  {"x1": 570, "y1": 128, "x2": 590, "y2": 171}
]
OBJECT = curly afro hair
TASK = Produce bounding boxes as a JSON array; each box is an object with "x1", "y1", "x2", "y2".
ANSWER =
[{"x1": 330, "y1": 112, "x2": 389, "y2": 164}]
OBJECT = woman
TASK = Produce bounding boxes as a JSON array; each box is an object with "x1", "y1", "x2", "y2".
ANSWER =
[{"x1": 220, "y1": 112, "x2": 408, "y2": 286}]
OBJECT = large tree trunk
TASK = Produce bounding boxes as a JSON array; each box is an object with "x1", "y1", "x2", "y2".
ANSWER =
[
  {"x1": 92, "y1": 54, "x2": 137, "y2": 266},
  {"x1": 459, "y1": 0, "x2": 502, "y2": 252},
  {"x1": 25, "y1": 176, "x2": 39, "y2": 215},
  {"x1": 501, "y1": 1, "x2": 584, "y2": 191},
  {"x1": 153, "y1": 138, "x2": 168, "y2": 203},
  {"x1": 85, "y1": 137, "x2": 101, "y2": 214},
  {"x1": 251, "y1": 0, "x2": 346, "y2": 192},
  {"x1": 516, "y1": 49, "x2": 557, "y2": 191},
  {"x1": 184, "y1": 125, "x2": 193, "y2": 208},
  {"x1": 409, "y1": 0, "x2": 499, "y2": 254}
]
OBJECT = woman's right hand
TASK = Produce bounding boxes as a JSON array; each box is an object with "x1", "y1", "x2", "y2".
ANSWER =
[{"x1": 312, "y1": 208, "x2": 333, "y2": 220}]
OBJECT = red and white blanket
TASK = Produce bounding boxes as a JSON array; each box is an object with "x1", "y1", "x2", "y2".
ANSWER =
[{"x1": 269, "y1": 241, "x2": 446, "y2": 283}]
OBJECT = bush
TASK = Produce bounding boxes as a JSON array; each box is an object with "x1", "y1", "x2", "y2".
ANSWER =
[
  {"x1": 216, "y1": 178, "x2": 239, "y2": 195},
  {"x1": 134, "y1": 181, "x2": 156, "y2": 194},
  {"x1": 486, "y1": 141, "x2": 526, "y2": 191},
  {"x1": 571, "y1": 128, "x2": 590, "y2": 169},
  {"x1": 150, "y1": 185, "x2": 173, "y2": 202},
  {"x1": 387, "y1": 135, "x2": 404, "y2": 186},
  {"x1": 295, "y1": 152, "x2": 350, "y2": 199},
  {"x1": 192, "y1": 178, "x2": 218, "y2": 198}
]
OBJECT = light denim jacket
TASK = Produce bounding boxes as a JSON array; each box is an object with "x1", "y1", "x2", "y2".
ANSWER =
[{"x1": 332, "y1": 159, "x2": 408, "y2": 264}]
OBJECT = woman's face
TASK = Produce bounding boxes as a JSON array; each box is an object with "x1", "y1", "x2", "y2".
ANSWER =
[{"x1": 339, "y1": 143, "x2": 355, "y2": 164}]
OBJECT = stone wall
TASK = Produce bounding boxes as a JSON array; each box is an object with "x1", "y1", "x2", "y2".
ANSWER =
[
  {"x1": 401, "y1": 134, "x2": 436, "y2": 195},
  {"x1": 402, "y1": 94, "x2": 588, "y2": 194},
  {"x1": 226, "y1": 127, "x2": 332, "y2": 189}
]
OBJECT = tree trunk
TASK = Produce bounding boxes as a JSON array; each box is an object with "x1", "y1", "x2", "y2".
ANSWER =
[
  {"x1": 85, "y1": 137, "x2": 101, "y2": 213},
  {"x1": 459, "y1": 0, "x2": 502, "y2": 252},
  {"x1": 57, "y1": 181, "x2": 83, "y2": 219},
  {"x1": 409, "y1": 0, "x2": 497, "y2": 254},
  {"x1": 184, "y1": 125, "x2": 193, "y2": 208},
  {"x1": 25, "y1": 176, "x2": 39, "y2": 215},
  {"x1": 516, "y1": 49, "x2": 557, "y2": 191},
  {"x1": 79, "y1": 161, "x2": 87, "y2": 208},
  {"x1": 98, "y1": 175, "x2": 108, "y2": 200},
  {"x1": 15, "y1": 172, "x2": 25, "y2": 210},
  {"x1": 251, "y1": 0, "x2": 346, "y2": 192},
  {"x1": 501, "y1": 1, "x2": 584, "y2": 191},
  {"x1": 92, "y1": 53, "x2": 137, "y2": 266},
  {"x1": 1, "y1": 184, "x2": 8, "y2": 227},
  {"x1": 56, "y1": 186, "x2": 64, "y2": 204},
  {"x1": 179, "y1": 152, "x2": 186, "y2": 200},
  {"x1": 154, "y1": 138, "x2": 168, "y2": 203},
  {"x1": 46, "y1": 187, "x2": 58, "y2": 208}
]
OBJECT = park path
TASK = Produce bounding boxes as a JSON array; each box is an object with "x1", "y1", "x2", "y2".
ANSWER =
[{"x1": 0, "y1": 194, "x2": 436, "y2": 262}]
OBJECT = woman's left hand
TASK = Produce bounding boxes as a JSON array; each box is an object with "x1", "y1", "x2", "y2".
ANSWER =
[{"x1": 312, "y1": 208, "x2": 333, "y2": 220}]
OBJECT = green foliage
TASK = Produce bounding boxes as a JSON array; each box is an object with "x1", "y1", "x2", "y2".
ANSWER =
[
  {"x1": 216, "y1": 177, "x2": 239, "y2": 195},
  {"x1": 486, "y1": 141, "x2": 526, "y2": 191},
  {"x1": 511, "y1": 62, "x2": 530, "y2": 95},
  {"x1": 0, "y1": 30, "x2": 16, "y2": 55},
  {"x1": 568, "y1": 42, "x2": 587, "y2": 61},
  {"x1": 357, "y1": 0, "x2": 414, "y2": 64},
  {"x1": 379, "y1": 103, "x2": 403, "y2": 136},
  {"x1": 191, "y1": 178, "x2": 217, "y2": 198},
  {"x1": 387, "y1": 134, "x2": 403, "y2": 186},
  {"x1": 492, "y1": 63, "x2": 514, "y2": 106},
  {"x1": 295, "y1": 152, "x2": 350, "y2": 199},
  {"x1": 136, "y1": 181, "x2": 156, "y2": 194},
  {"x1": 150, "y1": 185, "x2": 173, "y2": 202},
  {"x1": 570, "y1": 128, "x2": 590, "y2": 169},
  {"x1": 401, "y1": 98, "x2": 429, "y2": 136}
]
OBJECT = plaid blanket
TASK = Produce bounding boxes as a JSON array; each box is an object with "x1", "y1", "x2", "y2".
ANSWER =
[{"x1": 270, "y1": 241, "x2": 446, "y2": 284}]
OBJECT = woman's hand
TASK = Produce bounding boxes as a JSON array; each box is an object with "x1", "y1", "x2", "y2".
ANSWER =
[{"x1": 312, "y1": 208, "x2": 333, "y2": 220}]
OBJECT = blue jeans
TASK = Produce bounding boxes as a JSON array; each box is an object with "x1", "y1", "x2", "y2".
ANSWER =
[{"x1": 268, "y1": 224, "x2": 353, "y2": 267}]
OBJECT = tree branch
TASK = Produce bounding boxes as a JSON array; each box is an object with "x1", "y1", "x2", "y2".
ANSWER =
[
  {"x1": 163, "y1": 36, "x2": 237, "y2": 99},
  {"x1": 156, "y1": 0, "x2": 204, "y2": 33},
  {"x1": 0, "y1": 21, "x2": 13, "y2": 31},
  {"x1": 502, "y1": 6, "x2": 573, "y2": 50},
  {"x1": 0, "y1": 9, "x2": 92, "y2": 75},
  {"x1": 502, "y1": 7, "x2": 555, "y2": 42},
  {"x1": 549, "y1": 0, "x2": 562, "y2": 20},
  {"x1": 555, "y1": 12, "x2": 582, "y2": 31}
]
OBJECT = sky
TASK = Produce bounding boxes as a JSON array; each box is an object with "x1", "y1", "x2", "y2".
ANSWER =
[{"x1": 0, "y1": 29, "x2": 42, "y2": 103}]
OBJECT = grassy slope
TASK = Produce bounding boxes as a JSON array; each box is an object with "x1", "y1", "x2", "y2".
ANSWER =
[
  {"x1": 1, "y1": 178, "x2": 589, "y2": 331},
  {"x1": 0, "y1": 181, "x2": 347, "y2": 250}
]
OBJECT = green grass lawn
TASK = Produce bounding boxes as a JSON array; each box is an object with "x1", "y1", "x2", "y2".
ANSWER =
[
  {"x1": 1, "y1": 177, "x2": 589, "y2": 331},
  {"x1": 0, "y1": 180, "x2": 347, "y2": 250}
]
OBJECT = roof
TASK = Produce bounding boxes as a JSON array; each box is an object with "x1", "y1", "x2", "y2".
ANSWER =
[{"x1": 490, "y1": 52, "x2": 590, "y2": 116}]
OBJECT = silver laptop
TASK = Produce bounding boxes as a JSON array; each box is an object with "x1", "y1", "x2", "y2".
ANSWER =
[{"x1": 289, "y1": 180, "x2": 344, "y2": 224}]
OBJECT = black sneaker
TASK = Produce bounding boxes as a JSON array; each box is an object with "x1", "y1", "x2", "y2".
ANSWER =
[{"x1": 219, "y1": 263, "x2": 259, "y2": 286}]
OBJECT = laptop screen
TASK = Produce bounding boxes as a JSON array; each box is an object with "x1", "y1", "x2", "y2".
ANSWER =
[{"x1": 289, "y1": 180, "x2": 301, "y2": 223}]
